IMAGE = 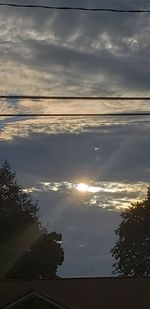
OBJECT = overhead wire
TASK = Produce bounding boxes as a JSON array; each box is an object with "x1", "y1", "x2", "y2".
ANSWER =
[
  {"x1": 0, "y1": 4, "x2": 150, "y2": 117},
  {"x1": 0, "y1": 96, "x2": 150, "y2": 100},
  {"x1": 0, "y1": 3, "x2": 150, "y2": 13},
  {"x1": 0, "y1": 113, "x2": 150, "y2": 117},
  {"x1": 0, "y1": 97, "x2": 150, "y2": 117}
]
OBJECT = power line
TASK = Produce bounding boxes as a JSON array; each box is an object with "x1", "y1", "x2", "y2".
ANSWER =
[
  {"x1": 0, "y1": 113, "x2": 150, "y2": 117},
  {"x1": 0, "y1": 3, "x2": 150, "y2": 13},
  {"x1": 1, "y1": 96, "x2": 150, "y2": 100},
  {"x1": 1, "y1": 97, "x2": 150, "y2": 116}
]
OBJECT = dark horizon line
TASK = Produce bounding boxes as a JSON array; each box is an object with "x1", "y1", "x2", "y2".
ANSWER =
[{"x1": 0, "y1": 276, "x2": 150, "y2": 280}]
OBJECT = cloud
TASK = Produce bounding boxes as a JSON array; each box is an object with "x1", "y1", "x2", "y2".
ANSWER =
[
  {"x1": 1, "y1": 119, "x2": 150, "y2": 182},
  {"x1": 1, "y1": 0, "x2": 150, "y2": 277},
  {"x1": 0, "y1": 116, "x2": 150, "y2": 276},
  {"x1": 1, "y1": 0, "x2": 150, "y2": 96}
]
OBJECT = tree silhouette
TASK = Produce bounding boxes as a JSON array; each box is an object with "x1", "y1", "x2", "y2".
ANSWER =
[
  {"x1": 111, "y1": 188, "x2": 150, "y2": 277},
  {"x1": 0, "y1": 160, "x2": 64, "y2": 279}
]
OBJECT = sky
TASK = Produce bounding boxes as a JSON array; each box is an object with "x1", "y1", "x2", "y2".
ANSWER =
[{"x1": 0, "y1": 0, "x2": 150, "y2": 277}]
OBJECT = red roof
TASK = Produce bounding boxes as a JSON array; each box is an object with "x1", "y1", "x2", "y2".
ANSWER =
[{"x1": 0, "y1": 277, "x2": 150, "y2": 309}]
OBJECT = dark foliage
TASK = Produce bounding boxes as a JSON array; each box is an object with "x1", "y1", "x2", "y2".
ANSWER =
[
  {"x1": 0, "y1": 160, "x2": 64, "y2": 278},
  {"x1": 111, "y1": 188, "x2": 150, "y2": 277}
]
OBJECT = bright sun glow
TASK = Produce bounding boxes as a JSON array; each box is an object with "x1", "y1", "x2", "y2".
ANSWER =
[
  {"x1": 76, "y1": 183, "x2": 89, "y2": 192},
  {"x1": 76, "y1": 183, "x2": 100, "y2": 193}
]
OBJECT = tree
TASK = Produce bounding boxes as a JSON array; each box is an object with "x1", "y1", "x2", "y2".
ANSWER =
[
  {"x1": 111, "y1": 188, "x2": 150, "y2": 277},
  {"x1": 0, "y1": 160, "x2": 64, "y2": 278}
]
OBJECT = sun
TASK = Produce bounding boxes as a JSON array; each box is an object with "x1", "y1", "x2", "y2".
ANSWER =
[
  {"x1": 76, "y1": 182, "x2": 100, "y2": 193},
  {"x1": 76, "y1": 183, "x2": 89, "y2": 193}
]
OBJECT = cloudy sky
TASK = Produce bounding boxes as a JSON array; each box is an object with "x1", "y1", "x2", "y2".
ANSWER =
[{"x1": 0, "y1": 0, "x2": 150, "y2": 277}]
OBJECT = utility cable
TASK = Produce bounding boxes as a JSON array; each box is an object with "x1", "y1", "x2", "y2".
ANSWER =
[{"x1": 0, "y1": 3, "x2": 150, "y2": 13}]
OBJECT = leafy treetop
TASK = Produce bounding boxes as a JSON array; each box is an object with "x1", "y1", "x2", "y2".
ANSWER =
[
  {"x1": 111, "y1": 187, "x2": 150, "y2": 277},
  {"x1": 0, "y1": 160, "x2": 64, "y2": 279}
]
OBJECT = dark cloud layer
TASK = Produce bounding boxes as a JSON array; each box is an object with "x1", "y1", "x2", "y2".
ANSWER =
[
  {"x1": 0, "y1": 122, "x2": 150, "y2": 182},
  {"x1": 0, "y1": 120, "x2": 149, "y2": 276},
  {"x1": 1, "y1": 0, "x2": 150, "y2": 95},
  {"x1": 0, "y1": 0, "x2": 150, "y2": 277}
]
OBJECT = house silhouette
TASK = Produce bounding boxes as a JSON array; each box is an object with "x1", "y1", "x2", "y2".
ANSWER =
[{"x1": 0, "y1": 277, "x2": 150, "y2": 308}]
